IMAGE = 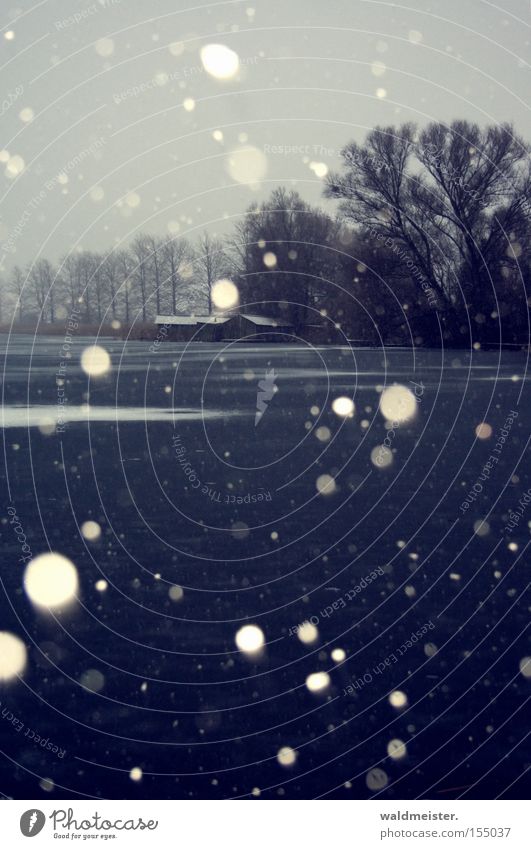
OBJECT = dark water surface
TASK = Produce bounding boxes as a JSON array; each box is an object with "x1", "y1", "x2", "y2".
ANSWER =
[{"x1": 1, "y1": 335, "x2": 529, "y2": 799}]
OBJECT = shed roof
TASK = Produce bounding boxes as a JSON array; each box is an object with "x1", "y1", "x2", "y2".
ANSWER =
[
  {"x1": 240, "y1": 314, "x2": 292, "y2": 327},
  {"x1": 155, "y1": 313, "x2": 292, "y2": 327},
  {"x1": 155, "y1": 315, "x2": 231, "y2": 326}
]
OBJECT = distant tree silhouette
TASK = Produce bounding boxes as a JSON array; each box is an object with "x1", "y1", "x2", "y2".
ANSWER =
[
  {"x1": 163, "y1": 237, "x2": 192, "y2": 315},
  {"x1": 230, "y1": 187, "x2": 340, "y2": 332},
  {"x1": 193, "y1": 232, "x2": 227, "y2": 314},
  {"x1": 326, "y1": 120, "x2": 531, "y2": 344}
]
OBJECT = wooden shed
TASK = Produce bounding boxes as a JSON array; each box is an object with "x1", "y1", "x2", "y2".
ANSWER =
[
  {"x1": 223, "y1": 314, "x2": 293, "y2": 342},
  {"x1": 155, "y1": 313, "x2": 293, "y2": 343},
  {"x1": 154, "y1": 314, "x2": 230, "y2": 342}
]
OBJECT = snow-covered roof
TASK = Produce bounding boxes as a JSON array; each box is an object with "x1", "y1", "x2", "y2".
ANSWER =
[
  {"x1": 155, "y1": 313, "x2": 292, "y2": 327},
  {"x1": 241, "y1": 314, "x2": 292, "y2": 327},
  {"x1": 155, "y1": 315, "x2": 231, "y2": 325}
]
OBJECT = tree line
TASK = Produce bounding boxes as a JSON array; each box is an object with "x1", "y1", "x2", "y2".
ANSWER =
[{"x1": 1, "y1": 120, "x2": 529, "y2": 346}]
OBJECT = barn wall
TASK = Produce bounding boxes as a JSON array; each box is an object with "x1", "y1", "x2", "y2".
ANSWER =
[
  {"x1": 195, "y1": 323, "x2": 225, "y2": 342},
  {"x1": 163, "y1": 325, "x2": 195, "y2": 341},
  {"x1": 156, "y1": 323, "x2": 227, "y2": 342},
  {"x1": 222, "y1": 316, "x2": 294, "y2": 342}
]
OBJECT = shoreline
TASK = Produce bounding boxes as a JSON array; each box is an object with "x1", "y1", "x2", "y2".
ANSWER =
[{"x1": 0, "y1": 327, "x2": 527, "y2": 352}]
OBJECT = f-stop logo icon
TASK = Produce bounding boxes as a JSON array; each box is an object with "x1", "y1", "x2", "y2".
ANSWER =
[
  {"x1": 255, "y1": 368, "x2": 277, "y2": 426},
  {"x1": 20, "y1": 810, "x2": 46, "y2": 837}
]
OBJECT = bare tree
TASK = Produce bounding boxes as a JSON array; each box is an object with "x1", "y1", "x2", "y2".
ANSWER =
[
  {"x1": 8, "y1": 265, "x2": 28, "y2": 322},
  {"x1": 0, "y1": 278, "x2": 5, "y2": 324},
  {"x1": 28, "y1": 259, "x2": 56, "y2": 323},
  {"x1": 194, "y1": 232, "x2": 227, "y2": 314},
  {"x1": 230, "y1": 188, "x2": 340, "y2": 330},
  {"x1": 60, "y1": 254, "x2": 83, "y2": 316},
  {"x1": 326, "y1": 120, "x2": 531, "y2": 341},
  {"x1": 90, "y1": 253, "x2": 107, "y2": 323},
  {"x1": 77, "y1": 252, "x2": 97, "y2": 323},
  {"x1": 130, "y1": 235, "x2": 151, "y2": 321},
  {"x1": 102, "y1": 253, "x2": 121, "y2": 320},
  {"x1": 147, "y1": 236, "x2": 165, "y2": 316},
  {"x1": 163, "y1": 237, "x2": 190, "y2": 314},
  {"x1": 415, "y1": 121, "x2": 530, "y2": 317},
  {"x1": 116, "y1": 249, "x2": 134, "y2": 324}
]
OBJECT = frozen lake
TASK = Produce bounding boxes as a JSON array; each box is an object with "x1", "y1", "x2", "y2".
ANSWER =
[{"x1": 1, "y1": 334, "x2": 529, "y2": 799}]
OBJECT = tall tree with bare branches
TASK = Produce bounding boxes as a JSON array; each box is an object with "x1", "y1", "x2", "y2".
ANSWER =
[
  {"x1": 325, "y1": 120, "x2": 531, "y2": 342},
  {"x1": 194, "y1": 232, "x2": 227, "y2": 314}
]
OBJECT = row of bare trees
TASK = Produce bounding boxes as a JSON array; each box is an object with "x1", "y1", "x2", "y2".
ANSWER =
[
  {"x1": 0, "y1": 234, "x2": 226, "y2": 327},
  {"x1": 1, "y1": 120, "x2": 529, "y2": 345}
]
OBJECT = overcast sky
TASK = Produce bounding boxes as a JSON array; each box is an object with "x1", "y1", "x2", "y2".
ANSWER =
[{"x1": 1, "y1": 0, "x2": 530, "y2": 271}]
